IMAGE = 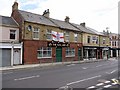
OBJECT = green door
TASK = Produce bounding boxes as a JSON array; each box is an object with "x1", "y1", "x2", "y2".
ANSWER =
[
  {"x1": 56, "y1": 47, "x2": 62, "y2": 62},
  {"x1": 78, "y1": 48, "x2": 81, "y2": 60}
]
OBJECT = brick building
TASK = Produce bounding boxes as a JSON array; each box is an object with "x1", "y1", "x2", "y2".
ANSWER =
[{"x1": 11, "y1": 1, "x2": 83, "y2": 64}]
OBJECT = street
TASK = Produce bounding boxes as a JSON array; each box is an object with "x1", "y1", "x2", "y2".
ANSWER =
[{"x1": 2, "y1": 59, "x2": 120, "y2": 89}]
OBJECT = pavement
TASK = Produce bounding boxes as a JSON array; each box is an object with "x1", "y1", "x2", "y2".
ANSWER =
[{"x1": 0, "y1": 58, "x2": 116, "y2": 71}]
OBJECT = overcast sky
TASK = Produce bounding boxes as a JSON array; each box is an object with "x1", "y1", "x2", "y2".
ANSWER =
[{"x1": 0, "y1": 0, "x2": 119, "y2": 33}]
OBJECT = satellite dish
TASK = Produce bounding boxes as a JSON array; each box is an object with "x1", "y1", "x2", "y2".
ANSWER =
[{"x1": 27, "y1": 25, "x2": 32, "y2": 31}]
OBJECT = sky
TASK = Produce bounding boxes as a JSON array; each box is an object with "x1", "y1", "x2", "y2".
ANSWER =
[{"x1": 0, "y1": 0, "x2": 119, "y2": 33}]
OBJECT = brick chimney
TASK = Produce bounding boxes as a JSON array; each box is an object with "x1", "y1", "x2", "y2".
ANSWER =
[
  {"x1": 65, "y1": 16, "x2": 70, "y2": 22},
  {"x1": 43, "y1": 9, "x2": 50, "y2": 18},
  {"x1": 12, "y1": 1, "x2": 18, "y2": 12},
  {"x1": 80, "y1": 22, "x2": 85, "y2": 27}
]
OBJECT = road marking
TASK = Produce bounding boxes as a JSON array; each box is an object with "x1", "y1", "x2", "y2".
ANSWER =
[
  {"x1": 106, "y1": 69, "x2": 117, "y2": 74},
  {"x1": 96, "y1": 83, "x2": 104, "y2": 86},
  {"x1": 96, "y1": 65, "x2": 102, "y2": 67},
  {"x1": 67, "y1": 64, "x2": 75, "y2": 66},
  {"x1": 66, "y1": 75, "x2": 101, "y2": 86},
  {"x1": 104, "y1": 81, "x2": 110, "y2": 84},
  {"x1": 111, "y1": 78, "x2": 120, "y2": 84},
  {"x1": 103, "y1": 85, "x2": 112, "y2": 88},
  {"x1": 110, "y1": 69, "x2": 117, "y2": 74},
  {"x1": 82, "y1": 67, "x2": 88, "y2": 69},
  {"x1": 87, "y1": 86, "x2": 96, "y2": 89},
  {"x1": 112, "y1": 83, "x2": 117, "y2": 85},
  {"x1": 14, "y1": 75, "x2": 40, "y2": 81},
  {"x1": 3, "y1": 72, "x2": 13, "y2": 75}
]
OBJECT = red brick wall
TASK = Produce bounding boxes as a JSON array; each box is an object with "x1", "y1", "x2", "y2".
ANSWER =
[
  {"x1": 23, "y1": 40, "x2": 82, "y2": 64},
  {"x1": 11, "y1": 10, "x2": 24, "y2": 42}
]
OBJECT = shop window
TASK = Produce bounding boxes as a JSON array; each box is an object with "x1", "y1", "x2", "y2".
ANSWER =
[
  {"x1": 37, "y1": 47, "x2": 52, "y2": 58},
  {"x1": 87, "y1": 36, "x2": 91, "y2": 43},
  {"x1": 10, "y1": 30, "x2": 16, "y2": 39},
  {"x1": 66, "y1": 47, "x2": 75, "y2": 57},
  {"x1": 46, "y1": 29, "x2": 52, "y2": 40},
  {"x1": 33, "y1": 27, "x2": 39, "y2": 39}
]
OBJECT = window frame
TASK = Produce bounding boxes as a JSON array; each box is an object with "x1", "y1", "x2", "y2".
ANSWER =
[
  {"x1": 103, "y1": 38, "x2": 106, "y2": 44},
  {"x1": 37, "y1": 47, "x2": 52, "y2": 58},
  {"x1": 87, "y1": 36, "x2": 91, "y2": 44},
  {"x1": 66, "y1": 47, "x2": 75, "y2": 57},
  {"x1": 65, "y1": 31, "x2": 69, "y2": 42},
  {"x1": 46, "y1": 29, "x2": 52, "y2": 40},
  {"x1": 33, "y1": 27, "x2": 39, "y2": 39},
  {"x1": 10, "y1": 30, "x2": 16, "y2": 39},
  {"x1": 74, "y1": 33, "x2": 78, "y2": 42}
]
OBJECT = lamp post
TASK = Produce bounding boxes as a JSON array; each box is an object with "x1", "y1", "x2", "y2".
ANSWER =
[{"x1": 106, "y1": 44, "x2": 109, "y2": 60}]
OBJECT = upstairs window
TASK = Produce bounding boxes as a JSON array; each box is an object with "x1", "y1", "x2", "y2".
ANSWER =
[
  {"x1": 96, "y1": 37, "x2": 99, "y2": 44},
  {"x1": 33, "y1": 27, "x2": 39, "y2": 39},
  {"x1": 103, "y1": 38, "x2": 106, "y2": 44},
  {"x1": 87, "y1": 36, "x2": 91, "y2": 43},
  {"x1": 65, "y1": 31, "x2": 69, "y2": 42},
  {"x1": 46, "y1": 29, "x2": 52, "y2": 40},
  {"x1": 10, "y1": 30, "x2": 16, "y2": 39},
  {"x1": 74, "y1": 33, "x2": 78, "y2": 42}
]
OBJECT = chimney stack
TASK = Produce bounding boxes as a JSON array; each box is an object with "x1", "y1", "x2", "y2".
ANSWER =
[
  {"x1": 80, "y1": 22, "x2": 85, "y2": 27},
  {"x1": 12, "y1": 0, "x2": 18, "y2": 12},
  {"x1": 43, "y1": 9, "x2": 50, "y2": 18},
  {"x1": 65, "y1": 16, "x2": 70, "y2": 23}
]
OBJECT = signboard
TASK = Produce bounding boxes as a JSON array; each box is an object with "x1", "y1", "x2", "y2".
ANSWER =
[{"x1": 47, "y1": 41, "x2": 70, "y2": 47}]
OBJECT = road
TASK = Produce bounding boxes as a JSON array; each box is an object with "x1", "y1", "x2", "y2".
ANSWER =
[{"x1": 2, "y1": 59, "x2": 120, "y2": 89}]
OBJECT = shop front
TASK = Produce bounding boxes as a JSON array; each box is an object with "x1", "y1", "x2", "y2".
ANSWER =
[
  {"x1": 23, "y1": 40, "x2": 83, "y2": 64},
  {"x1": 83, "y1": 46, "x2": 99, "y2": 60}
]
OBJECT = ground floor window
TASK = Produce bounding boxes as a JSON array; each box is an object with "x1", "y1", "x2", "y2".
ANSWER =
[
  {"x1": 66, "y1": 47, "x2": 75, "y2": 57},
  {"x1": 37, "y1": 47, "x2": 52, "y2": 58}
]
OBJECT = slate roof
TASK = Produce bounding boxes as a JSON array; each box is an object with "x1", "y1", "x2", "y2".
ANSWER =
[
  {"x1": 86, "y1": 27, "x2": 104, "y2": 35},
  {"x1": 0, "y1": 15, "x2": 18, "y2": 27},
  {"x1": 49, "y1": 18, "x2": 80, "y2": 32},
  {"x1": 71, "y1": 23, "x2": 105, "y2": 35},
  {"x1": 71, "y1": 23, "x2": 97, "y2": 34},
  {"x1": 18, "y1": 10, "x2": 57, "y2": 27}
]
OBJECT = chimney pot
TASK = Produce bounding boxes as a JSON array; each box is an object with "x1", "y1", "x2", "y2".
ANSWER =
[
  {"x1": 80, "y1": 22, "x2": 85, "y2": 27},
  {"x1": 43, "y1": 9, "x2": 50, "y2": 18},
  {"x1": 65, "y1": 16, "x2": 70, "y2": 22},
  {"x1": 12, "y1": 1, "x2": 18, "y2": 11}
]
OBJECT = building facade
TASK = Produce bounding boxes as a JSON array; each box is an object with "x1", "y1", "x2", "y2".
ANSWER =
[
  {"x1": 109, "y1": 33, "x2": 120, "y2": 57},
  {"x1": 71, "y1": 23, "x2": 110, "y2": 60},
  {"x1": 11, "y1": 1, "x2": 110, "y2": 64},
  {"x1": 0, "y1": 15, "x2": 22, "y2": 67},
  {"x1": 11, "y1": 2, "x2": 83, "y2": 64}
]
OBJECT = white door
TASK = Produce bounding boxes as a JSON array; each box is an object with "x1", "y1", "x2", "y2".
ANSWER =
[{"x1": 13, "y1": 49, "x2": 20, "y2": 65}]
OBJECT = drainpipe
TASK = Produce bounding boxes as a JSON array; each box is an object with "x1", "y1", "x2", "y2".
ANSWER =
[{"x1": 11, "y1": 41, "x2": 14, "y2": 66}]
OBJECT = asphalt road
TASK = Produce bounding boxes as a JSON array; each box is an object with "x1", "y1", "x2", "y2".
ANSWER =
[{"x1": 2, "y1": 59, "x2": 120, "y2": 90}]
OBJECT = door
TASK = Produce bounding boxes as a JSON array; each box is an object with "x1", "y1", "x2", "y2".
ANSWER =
[
  {"x1": 113, "y1": 49, "x2": 116, "y2": 57},
  {"x1": 78, "y1": 48, "x2": 81, "y2": 60},
  {"x1": 0, "y1": 49, "x2": 11, "y2": 67},
  {"x1": 13, "y1": 49, "x2": 21, "y2": 65},
  {"x1": 56, "y1": 47, "x2": 62, "y2": 62}
]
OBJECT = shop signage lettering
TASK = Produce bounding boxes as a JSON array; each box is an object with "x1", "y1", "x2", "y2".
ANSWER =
[{"x1": 48, "y1": 41, "x2": 70, "y2": 47}]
